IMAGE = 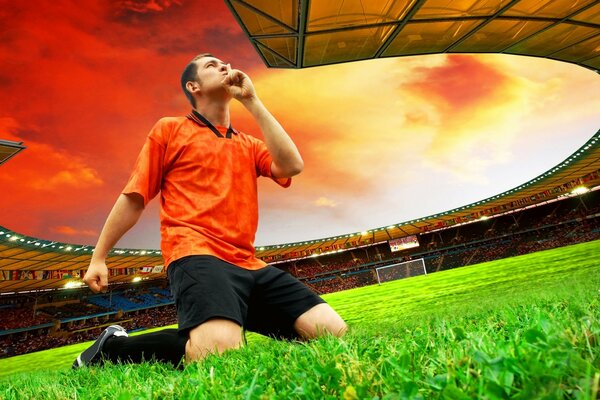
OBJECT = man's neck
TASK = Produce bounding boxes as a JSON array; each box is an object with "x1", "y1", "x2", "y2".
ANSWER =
[{"x1": 193, "y1": 101, "x2": 230, "y2": 127}]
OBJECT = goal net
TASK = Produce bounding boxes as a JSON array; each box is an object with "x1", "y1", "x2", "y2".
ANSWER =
[{"x1": 375, "y1": 258, "x2": 427, "y2": 285}]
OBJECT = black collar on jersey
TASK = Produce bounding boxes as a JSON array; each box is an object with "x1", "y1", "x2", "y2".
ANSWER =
[{"x1": 186, "y1": 109, "x2": 238, "y2": 139}]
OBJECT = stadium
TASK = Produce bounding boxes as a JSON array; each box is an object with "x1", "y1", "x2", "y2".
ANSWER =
[{"x1": 1, "y1": 0, "x2": 599, "y2": 398}]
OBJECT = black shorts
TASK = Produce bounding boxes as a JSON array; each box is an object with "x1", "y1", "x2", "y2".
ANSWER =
[{"x1": 167, "y1": 254, "x2": 326, "y2": 341}]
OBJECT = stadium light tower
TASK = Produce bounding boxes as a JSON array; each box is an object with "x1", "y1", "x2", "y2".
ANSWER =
[{"x1": 0, "y1": 139, "x2": 26, "y2": 166}]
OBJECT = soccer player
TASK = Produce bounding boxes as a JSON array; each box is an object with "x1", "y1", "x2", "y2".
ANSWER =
[{"x1": 73, "y1": 54, "x2": 347, "y2": 369}]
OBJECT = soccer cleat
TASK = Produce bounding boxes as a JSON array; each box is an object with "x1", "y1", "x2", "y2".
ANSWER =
[{"x1": 72, "y1": 325, "x2": 129, "y2": 369}]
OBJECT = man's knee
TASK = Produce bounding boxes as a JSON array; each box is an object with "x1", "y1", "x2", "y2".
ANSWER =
[
  {"x1": 294, "y1": 303, "x2": 348, "y2": 340},
  {"x1": 185, "y1": 318, "x2": 243, "y2": 362}
]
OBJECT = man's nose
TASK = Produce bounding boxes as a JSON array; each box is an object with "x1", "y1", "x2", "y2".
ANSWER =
[{"x1": 220, "y1": 63, "x2": 231, "y2": 72}]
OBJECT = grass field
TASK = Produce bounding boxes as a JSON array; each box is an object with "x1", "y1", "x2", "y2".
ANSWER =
[{"x1": 0, "y1": 239, "x2": 599, "y2": 399}]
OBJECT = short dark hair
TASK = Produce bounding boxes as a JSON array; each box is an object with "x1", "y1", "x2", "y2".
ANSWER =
[{"x1": 181, "y1": 53, "x2": 214, "y2": 107}]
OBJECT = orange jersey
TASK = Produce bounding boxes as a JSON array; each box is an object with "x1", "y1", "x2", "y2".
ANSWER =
[{"x1": 122, "y1": 111, "x2": 291, "y2": 270}]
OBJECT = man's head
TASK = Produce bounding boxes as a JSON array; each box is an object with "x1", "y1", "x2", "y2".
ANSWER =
[{"x1": 181, "y1": 53, "x2": 231, "y2": 107}]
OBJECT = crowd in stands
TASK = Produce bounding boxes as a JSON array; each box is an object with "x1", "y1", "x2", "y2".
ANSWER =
[
  {"x1": 0, "y1": 283, "x2": 177, "y2": 358},
  {"x1": 40, "y1": 302, "x2": 104, "y2": 319},
  {"x1": 307, "y1": 270, "x2": 377, "y2": 294},
  {"x1": 0, "y1": 305, "x2": 177, "y2": 358},
  {"x1": 1, "y1": 190, "x2": 598, "y2": 357},
  {"x1": 1, "y1": 330, "x2": 64, "y2": 359},
  {"x1": 308, "y1": 277, "x2": 342, "y2": 294},
  {"x1": 0, "y1": 307, "x2": 53, "y2": 331},
  {"x1": 285, "y1": 257, "x2": 366, "y2": 279}
]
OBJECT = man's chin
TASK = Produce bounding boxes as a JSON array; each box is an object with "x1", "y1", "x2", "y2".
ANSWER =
[{"x1": 204, "y1": 88, "x2": 232, "y2": 103}]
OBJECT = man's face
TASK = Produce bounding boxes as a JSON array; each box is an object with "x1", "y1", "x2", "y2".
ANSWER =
[{"x1": 194, "y1": 56, "x2": 231, "y2": 100}]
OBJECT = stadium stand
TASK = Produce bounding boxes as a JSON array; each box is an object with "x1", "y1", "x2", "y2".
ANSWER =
[
  {"x1": 1, "y1": 189, "x2": 598, "y2": 357},
  {"x1": 86, "y1": 288, "x2": 173, "y2": 312},
  {"x1": 0, "y1": 306, "x2": 53, "y2": 331},
  {"x1": 0, "y1": 305, "x2": 177, "y2": 358}
]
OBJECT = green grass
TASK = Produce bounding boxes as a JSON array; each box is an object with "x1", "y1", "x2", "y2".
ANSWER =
[{"x1": 1, "y1": 240, "x2": 599, "y2": 399}]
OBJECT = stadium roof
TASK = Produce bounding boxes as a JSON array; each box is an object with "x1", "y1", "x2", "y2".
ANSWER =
[
  {"x1": 0, "y1": 139, "x2": 26, "y2": 166},
  {"x1": 224, "y1": 0, "x2": 600, "y2": 72},
  {"x1": 1, "y1": 0, "x2": 599, "y2": 293}
]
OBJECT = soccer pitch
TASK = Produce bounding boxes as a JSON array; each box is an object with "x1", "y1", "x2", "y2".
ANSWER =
[{"x1": 1, "y1": 240, "x2": 598, "y2": 399}]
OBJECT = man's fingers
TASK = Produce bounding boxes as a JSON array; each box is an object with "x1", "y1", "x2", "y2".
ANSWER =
[
  {"x1": 87, "y1": 278, "x2": 101, "y2": 293},
  {"x1": 224, "y1": 70, "x2": 243, "y2": 86},
  {"x1": 83, "y1": 272, "x2": 107, "y2": 293},
  {"x1": 233, "y1": 70, "x2": 245, "y2": 85},
  {"x1": 83, "y1": 262, "x2": 109, "y2": 293},
  {"x1": 100, "y1": 274, "x2": 108, "y2": 291},
  {"x1": 83, "y1": 273, "x2": 92, "y2": 287}
]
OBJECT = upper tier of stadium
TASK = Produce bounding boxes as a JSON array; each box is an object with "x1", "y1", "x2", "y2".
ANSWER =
[{"x1": 1, "y1": 0, "x2": 599, "y2": 293}]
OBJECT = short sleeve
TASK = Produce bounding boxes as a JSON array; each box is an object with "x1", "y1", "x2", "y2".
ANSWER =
[
  {"x1": 122, "y1": 120, "x2": 168, "y2": 206},
  {"x1": 254, "y1": 138, "x2": 292, "y2": 188}
]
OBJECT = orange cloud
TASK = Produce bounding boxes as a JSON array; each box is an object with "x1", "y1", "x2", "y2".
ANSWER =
[
  {"x1": 0, "y1": 117, "x2": 109, "y2": 243},
  {"x1": 407, "y1": 54, "x2": 600, "y2": 183},
  {"x1": 115, "y1": 0, "x2": 183, "y2": 14},
  {"x1": 0, "y1": 118, "x2": 104, "y2": 191},
  {"x1": 404, "y1": 54, "x2": 508, "y2": 111},
  {"x1": 0, "y1": 118, "x2": 104, "y2": 192},
  {"x1": 52, "y1": 225, "x2": 98, "y2": 237}
]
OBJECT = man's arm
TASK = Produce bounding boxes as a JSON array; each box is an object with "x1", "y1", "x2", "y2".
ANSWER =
[
  {"x1": 242, "y1": 97, "x2": 304, "y2": 178},
  {"x1": 83, "y1": 193, "x2": 145, "y2": 293},
  {"x1": 222, "y1": 66, "x2": 303, "y2": 178}
]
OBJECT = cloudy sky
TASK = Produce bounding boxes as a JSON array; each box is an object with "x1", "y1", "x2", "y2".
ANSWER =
[{"x1": 1, "y1": 0, "x2": 599, "y2": 249}]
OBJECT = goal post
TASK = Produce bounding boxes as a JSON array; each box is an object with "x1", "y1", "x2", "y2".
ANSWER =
[{"x1": 375, "y1": 258, "x2": 427, "y2": 285}]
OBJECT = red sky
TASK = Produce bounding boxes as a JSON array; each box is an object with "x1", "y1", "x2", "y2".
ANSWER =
[{"x1": 1, "y1": 0, "x2": 599, "y2": 249}]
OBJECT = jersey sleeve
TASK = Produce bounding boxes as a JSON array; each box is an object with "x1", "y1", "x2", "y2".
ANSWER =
[
  {"x1": 254, "y1": 138, "x2": 292, "y2": 188},
  {"x1": 122, "y1": 119, "x2": 168, "y2": 206}
]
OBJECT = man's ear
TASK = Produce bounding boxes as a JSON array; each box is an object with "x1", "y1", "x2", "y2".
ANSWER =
[{"x1": 186, "y1": 81, "x2": 199, "y2": 96}]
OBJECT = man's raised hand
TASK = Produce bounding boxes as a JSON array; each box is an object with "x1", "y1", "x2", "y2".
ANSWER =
[{"x1": 221, "y1": 65, "x2": 256, "y2": 102}]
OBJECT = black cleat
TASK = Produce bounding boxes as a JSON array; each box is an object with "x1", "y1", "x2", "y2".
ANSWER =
[{"x1": 72, "y1": 325, "x2": 128, "y2": 369}]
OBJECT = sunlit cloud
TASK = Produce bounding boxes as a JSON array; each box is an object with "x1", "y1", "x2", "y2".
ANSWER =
[
  {"x1": 249, "y1": 53, "x2": 600, "y2": 242},
  {"x1": 314, "y1": 197, "x2": 339, "y2": 208}
]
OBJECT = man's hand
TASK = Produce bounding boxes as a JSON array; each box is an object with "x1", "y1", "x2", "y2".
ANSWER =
[
  {"x1": 83, "y1": 260, "x2": 109, "y2": 293},
  {"x1": 221, "y1": 65, "x2": 256, "y2": 102}
]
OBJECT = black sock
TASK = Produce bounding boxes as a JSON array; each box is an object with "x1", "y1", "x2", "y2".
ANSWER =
[{"x1": 102, "y1": 328, "x2": 188, "y2": 369}]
